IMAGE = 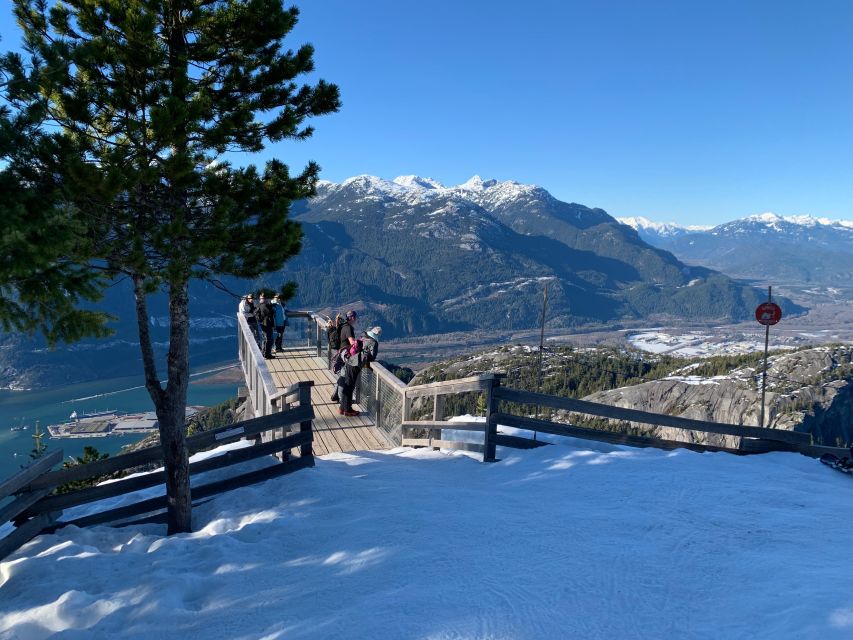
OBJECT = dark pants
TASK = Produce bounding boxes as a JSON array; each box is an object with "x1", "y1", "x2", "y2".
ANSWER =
[
  {"x1": 261, "y1": 324, "x2": 274, "y2": 358},
  {"x1": 248, "y1": 319, "x2": 261, "y2": 345},
  {"x1": 274, "y1": 325, "x2": 285, "y2": 351},
  {"x1": 338, "y1": 364, "x2": 361, "y2": 412}
]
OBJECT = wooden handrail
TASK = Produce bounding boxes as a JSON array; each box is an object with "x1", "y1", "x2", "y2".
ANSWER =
[
  {"x1": 401, "y1": 438, "x2": 485, "y2": 454},
  {"x1": 495, "y1": 412, "x2": 743, "y2": 455},
  {"x1": 0, "y1": 513, "x2": 60, "y2": 561},
  {"x1": 26, "y1": 404, "x2": 312, "y2": 491},
  {"x1": 269, "y1": 380, "x2": 313, "y2": 404},
  {"x1": 493, "y1": 387, "x2": 811, "y2": 446},
  {"x1": 372, "y1": 361, "x2": 408, "y2": 391},
  {"x1": 52, "y1": 455, "x2": 315, "y2": 531},
  {"x1": 401, "y1": 421, "x2": 485, "y2": 432},
  {"x1": 22, "y1": 430, "x2": 313, "y2": 518},
  {"x1": 0, "y1": 450, "x2": 63, "y2": 501},
  {"x1": 237, "y1": 312, "x2": 279, "y2": 415},
  {"x1": 405, "y1": 373, "x2": 504, "y2": 399},
  {"x1": 0, "y1": 488, "x2": 52, "y2": 525}
]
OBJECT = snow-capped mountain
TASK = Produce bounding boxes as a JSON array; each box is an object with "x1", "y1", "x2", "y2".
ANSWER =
[
  {"x1": 0, "y1": 177, "x2": 810, "y2": 389},
  {"x1": 283, "y1": 174, "x2": 800, "y2": 337},
  {"x1": 620, "y1": 211, "x2": 853, "y2": 293},
  {"x1": 618, "y1": 216, "x2": 711, "y2": 239}
]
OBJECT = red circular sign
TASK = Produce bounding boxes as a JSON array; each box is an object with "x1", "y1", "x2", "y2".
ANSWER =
[{"x1": 755, "y1": 302, "x2": 782, "y2": 326}]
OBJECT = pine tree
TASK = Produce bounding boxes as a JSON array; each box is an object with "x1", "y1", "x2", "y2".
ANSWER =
[
  {"x1": 1, "y1": 0, "x2": 339, "y2": 533},
  {"x1": 56, "y1": 446, "x2": 112, "y2": 494},
  {"x1": 0, "y1": 58, "x2": 111, "y2": 344},
  {"x1": 30, "y1": 420, "x2": 46, "y2": 459}
]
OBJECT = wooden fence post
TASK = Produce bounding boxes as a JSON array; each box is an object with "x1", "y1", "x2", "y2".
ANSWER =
[
  {"x1": 402, "y1": 391, "x2": 411, "y2": 433},
  {"x1": 375, "y1": 371, "x2": 382, "y2": 432},
  {"x1": 316, "y1": 319, "x2": 322, "y2": 358},
  {"x1": 483, "y1": 376, "x2": 499, "y2": 462},
  {"x1": 298, "y1": 381, "x2": 314, "y2": 460},
  {"x1": 431, "y1": 394, "x2": 445, "y2": 450}
]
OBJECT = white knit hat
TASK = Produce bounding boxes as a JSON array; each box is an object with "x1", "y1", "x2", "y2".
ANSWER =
[{"x1": 366, "y1": 326, "x2": 382, "y2": 341}]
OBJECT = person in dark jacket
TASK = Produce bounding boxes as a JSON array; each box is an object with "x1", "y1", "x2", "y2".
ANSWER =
[
  {"x1": 326, "y1": 313, "x2": 344, "y2": 352},
  {"x1": 336, "y1": 325, "x2": 381, "y2": 417},
  {"x1": 271, "y1": 294, "x2": 287, "y2": 352},
  {"x1": 339, "y1": 310, "x2": 358, "y2": 349},
  {"x1": 255, "y1": 293, "x2": 276, "y2": 359},
  {"x1": 331, "y1": 310, "x2": 357, "y2": 403}
]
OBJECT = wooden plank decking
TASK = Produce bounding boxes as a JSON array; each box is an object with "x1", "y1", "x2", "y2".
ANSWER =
[{"x1": 264, "y1": 346, "x2": 391, "y2": 456}]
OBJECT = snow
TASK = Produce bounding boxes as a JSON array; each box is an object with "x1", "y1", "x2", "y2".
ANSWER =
[
  {"x1": 456, "y1": 174, "x2": 497, "y2": 190},
  {"x1": 740, "y1": 211, "x2": 853, "y2": 231},
  {"x1": 621, "y1": 211, "x2": 853, "y2": 234},
  {"x1": 2, "y1": 429, "x2": 853, "y2": 639},
  {"x1": 617, "y1": 216, "x2": 712, "y2": 234},
  {"x1": 314, "y1": 173, "x2": 559, "y2": 212},
  {"x1": 392, "y1": 175, "x2": 445, "y2": 190},
  {"x1": 660, "y1": 375, "x2": 723, "y2": 386},
  {"x1": 627, "y1": 331, "x2": 795, "y2": 358}
]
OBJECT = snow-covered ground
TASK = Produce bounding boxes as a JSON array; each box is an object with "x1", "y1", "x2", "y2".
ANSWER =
[
  {"x1": 1, "y1": 425, "x2": 852, "y2": 640},
  {"x1": 626, "y1": 330, "x2": 798, "y2": 357}
]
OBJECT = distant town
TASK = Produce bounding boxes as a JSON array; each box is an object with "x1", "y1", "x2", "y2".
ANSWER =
[{"x1": 46, "y1": 408, "x2": 201, "y2": 439}]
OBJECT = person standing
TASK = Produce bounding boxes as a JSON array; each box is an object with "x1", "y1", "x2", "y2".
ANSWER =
[
  {"x1": 239, "y1": 294, "x2": 260, "y2": 345},
  {"x1": 326, "y1": 313, "x2": 344, "y2": 352},
  {"x1": 255, "y1": 293, "x2": 276, "y2": 359},
  {"x1": 326, "y1": 313, "x2": 345, "y2": 372},
  {"x1": 339, "y1": 310, "x2": 358, "y2": 349},
  {"x1": 271, "y1": 294, "x2": 287, "y2": 352},
  {"x1": 336, "y1": 324, "x2": 381, "y2": 418},
  {"x1": 331, "y1": 310, "x2": 357, "y2": 403}
]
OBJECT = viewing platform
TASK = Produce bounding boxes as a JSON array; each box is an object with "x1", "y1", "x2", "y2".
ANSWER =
[
  {"x1": 238, "y1": 312, "x2": 402, "y2": 456},
  {"x1": 262, "y1": 346, "x2": 390, "y2": 455}
]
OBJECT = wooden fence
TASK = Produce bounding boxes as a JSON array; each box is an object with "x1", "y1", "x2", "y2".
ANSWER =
[
  {"x1": 0, "y1": 381, "x2": 315, "y2": 561},
  {"x1": 299, "y1": 314, "x2": 848, "y2": 462},
  {"x1": 394, "y1": 373, "x2": 850, "y2": 462}
]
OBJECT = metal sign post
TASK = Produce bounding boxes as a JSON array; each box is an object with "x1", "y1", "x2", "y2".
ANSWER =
[{"x1": 755, "y1": 287, "x2": 782, "y2": 428}]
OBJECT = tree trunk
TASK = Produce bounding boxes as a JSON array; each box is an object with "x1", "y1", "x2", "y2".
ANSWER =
[
  {"x1": 157, "y1": 396, "x2": 192, "y2": 534},
  {"x1": 132, "y1": 274, "x2": 192, "y2": 534},
  {"x1": 160, "y1": 280, "x2": 192, "y2": 533}
]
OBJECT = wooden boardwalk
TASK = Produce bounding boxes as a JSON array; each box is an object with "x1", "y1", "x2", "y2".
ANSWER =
[{"x1": 265, "y1": 346, "x2": 391, "y2": 456}]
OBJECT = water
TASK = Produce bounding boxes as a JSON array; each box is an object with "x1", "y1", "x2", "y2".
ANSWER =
[{"x1": 0, "y1": 363, "x2": 241, "y2": 480}]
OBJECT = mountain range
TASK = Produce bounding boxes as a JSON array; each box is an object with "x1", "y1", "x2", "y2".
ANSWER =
[
  {"x1": 282, "y1": 175, "x2": 793, "y2": 335},
  {"x1": 0, "y1": 175, "x2": 805, "y2": 389},
  {"x1": 619, "y1": 213, "x2": 853, "y2": 295}
]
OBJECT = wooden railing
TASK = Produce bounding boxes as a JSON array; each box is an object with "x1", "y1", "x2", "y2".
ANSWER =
[
  {"x1": 238, "y1": 312, "x2": 280, "y2": 417},
  {"x1": 0, "y1": 450, "x2": 64, "y2": 561},
  {"x1": 305, "y1": 312, "x2": 405, "y2": 446},
  {"x1": 397, "y1": 374, "x2": 848, "y2": 462},
  {"x1": 0, "y1": 381, "x2": 315, "y2": 561},
  {"x1": 239, "y1": 310, "x2": 330, "y2": 420},
  {"x1": 283, "y1": 313, "x2": 847, "y2": 462},
  {"x1": 358, "y1": 360, "x2": 408, "y2": 446}
]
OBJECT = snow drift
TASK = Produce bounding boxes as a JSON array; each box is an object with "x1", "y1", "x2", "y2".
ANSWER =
[{"x1": 1, "y1": 429, "x2": 852, "y2": 639}]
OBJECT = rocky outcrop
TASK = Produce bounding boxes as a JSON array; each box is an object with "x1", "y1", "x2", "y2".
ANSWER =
[{"x1": 582, "y1": 345, "x2": 853, "y2": 447}]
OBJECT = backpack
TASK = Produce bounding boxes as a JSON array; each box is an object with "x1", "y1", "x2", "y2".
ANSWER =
[
  {"x1": 342, "y1": 336, "x2": 378, "y2": 369},
  {"x1": 332, "y1": 348, "x2": 347, "y2": 374},
  {"x1": 361, "y1": 336, "x2": 378, "y2": 364}
]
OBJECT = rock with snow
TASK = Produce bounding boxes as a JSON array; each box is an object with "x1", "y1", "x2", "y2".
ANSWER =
[{"x1": 583, "y1": 344, "x2": 853, "y2": 447}]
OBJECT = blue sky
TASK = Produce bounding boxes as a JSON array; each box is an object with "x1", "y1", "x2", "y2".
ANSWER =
[{"x1": 3, "y1": 0, "x2": 852, "y2": 226}]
